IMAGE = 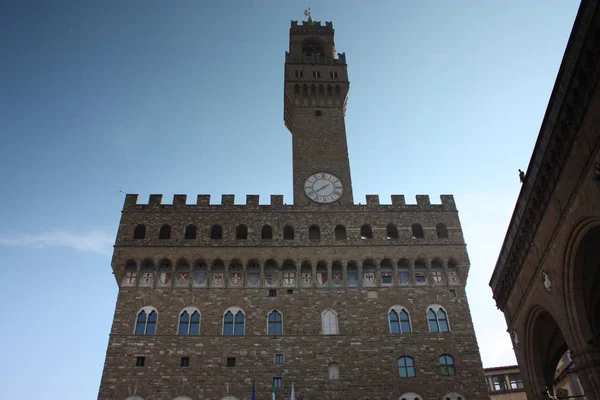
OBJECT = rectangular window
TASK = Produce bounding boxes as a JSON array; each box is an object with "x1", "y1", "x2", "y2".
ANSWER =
[
  {"x1": 136, "y1": 356, "x2": 145, "y2": 367},
  {"x1": 449, "y1": 289, "x2": 457, "y2": 298},
  {"x1": 415, "y1": 271, "x2": 427, "y2": 284},
  {"x1": 275, "y1": 354, "x2": 284, "y2": 364},
  {"x1": 268, "y1": 289, "x2": 277, "y2": 297},
  {"x1": 227, "y1": 357, "x2": 236, "y2": 367},
  {"x1": 312, "y1": 70, "x2": 320, "y2": 78},
  {"x1": 509, "y1": 374, "x2": 524, "y2": 389},
  {"x1": 315, "y1": 110, "x2": 322, "y2": 117},
  {"x1": 295, "y1": 70, "x2": 303, "y2": 78},
  {"x1": 273, "y1": 377, "x2": 283, "y2": 389},
  {"x1": 492, "y1": 375, "x2": 508, "y2": 392},
  {"x1": 181, "y1": 357, "x2": 190, "y2": 368},
  {"x1": 287, "y1": 289, "x2": 293, "y2": 295},
  {"x1": 329, "y1": 71, "x2": 338, "y2": 79}
]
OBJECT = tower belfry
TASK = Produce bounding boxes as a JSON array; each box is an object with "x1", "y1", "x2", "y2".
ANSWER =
[{"x1": 284, "y1": 19, "x2": 353, "y2": 205}]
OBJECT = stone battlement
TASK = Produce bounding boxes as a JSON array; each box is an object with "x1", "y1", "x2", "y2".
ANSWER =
[
  {"x1": 123, "y1": 194, "x2": 456, "y2": 211},
  {"x1": 291, "y1": 20, "x2": 333, "y2": 30}
]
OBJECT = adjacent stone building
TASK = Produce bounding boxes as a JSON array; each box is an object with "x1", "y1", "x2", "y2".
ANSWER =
[
  {"x1": 484, "y1": 366, "x2": 527, "y2": 400},
  {"x1": 98, "y1": 17, "x2": 488, "y2": 400},
  {"x1": 490, "y1": 1, "x2": 600, "y2": 399}
]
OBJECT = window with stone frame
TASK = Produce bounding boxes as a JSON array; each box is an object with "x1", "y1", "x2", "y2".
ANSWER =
[
  {"x1": 328, "y1": 362, "x2": 340, "y2": 379},
  {"x1": 427, "y1": 305, "x2": 450, "y2": 333},
  {"x1": 436, "y1": 223, "x2": 449, "y2": 238},
  {"x1": 414, "y1": 259, "x2": 427, "y2": 285},
  {"x1": 334, "y1": 224, "x2": 347, "y2": 240},
  {"x1": 439, "y1": 354, "x2": 456, "y2": 376},
  {"x1": 178, "y1": 307, "x2": 200, "y2": 335},
  {"x1": 398, "y1": 356, "x2": 416, "y2": 377},
  {"x1": 381, "y1": 259, "x2": 393, "y2": 285},
  {"x1": 309, "y1": 224, "x2": 321, "y2": 240},
  {"x1": 386, "y1": 223, "x2": 399, "y2": 239},
  {"x1": 398, "y1": 259, "x2": 411, "y2": 285},
  {"x1": 388, "y1": 306, "x2": 411, "y2": 334},
  {"x1": 360, "y1": 224, "x2": 373, "y2": 239},
  {"x1": 411, "y1": 223, "x2": 424, "y2": 239},
  {"x1": 159, "y1": 224, "x2": 171, "y2": 239},
  {"x1": 399, "y1": 393, "x2": 422, "y2": 400},
  {"x1": 210, "y1": 224, "x2": 223, "y2": 240},
  {"x1": 268, "y1": 310, "x2": 283, "y2": 335},
  {"x1": 184, "y1": 224, "x2": 197, "y2": 239},
  {"x1": 223, "y1": 308, "x2": 245, "y2": 336},
  {"x1": 261, "y1": 225, "x2": 273, "y2": 239},
  {"x1": 283, "y1": 225, "x2": 294, "y2": 240},
  {"x1": 236, "y1": 224, "x2": 248, "y2": 240},
  {"x1": 322, "y1": 309, "x2": 339, "y2": 335},
  {"x1": 135, "y1": 307, "x2": 158, "y2": 335}
]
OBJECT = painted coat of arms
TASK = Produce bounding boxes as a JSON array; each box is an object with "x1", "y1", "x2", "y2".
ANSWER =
[
  {"x1": 176, "y1": 271, "x2": 190, "y2": 286},
  {"x1": 363, "y1": 272, "x2": 375, "y2": 285},
  {"x1": 247, "y1": 272, "x2": 260, "y2": 286},
  {"x1": 212, "y1": 272, "x2": 225, "y2": 286},
  {"x1": 230, "y1": 272, "x2": 242, "y2": 286},
  {"x1": 332, "y1": 271, "x2": 342, "y2": 285},
  {"x1": 265, "y1": 272, "x2": 277, "y2": 286},
  {"x1": 301, "y1": 272, "x2": 312, "y2": 286},
  {"x1": 448, "y1": 271, "x2": 459, "y2": 285},
  {"x1": 158, "y1": 271, "x2": 172, "y2": 286},
  {"x1": 193, "y1": 269, "x2": 207, "y2": 286},
  {"x1": 122, "y1": 271, "x2": 137, "y2": 287},
  {"x1": 316, "y1": 271, "x2": 327, "y2": 285},
  {"x1": 283, "y1": 271, "x2": 295, "y2": 286},
  {"x1": 140, "y1": 272, "x2": 154, "y2": 287}
]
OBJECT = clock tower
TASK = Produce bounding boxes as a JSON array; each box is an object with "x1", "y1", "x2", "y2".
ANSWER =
[{"x1": 284, "y1": 18, "x2": 354, "y2": 205}]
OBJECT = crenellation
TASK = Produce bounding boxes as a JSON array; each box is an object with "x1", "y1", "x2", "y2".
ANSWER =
[
  {"x1": 148, "y1": 194, "x2": 162, "y2": 208},
  {"x1": 124, "y1": 194, "x2": 138, "y2": 208},
  {"x1": 173, "y1": 194, "x2": 186, "y2": 206},
  {"x1": 246, "y1": 195, "x2": 259, "y2": 207},
  {"x1": 221, "y1": 194, "x2": 235, "y2": 206},
  {"x1": 270, "y1": 194, "x2": 284, "y2": 206},
  {"x1": 392, "y1": 194, "x2": 406, "y2": 207},
  {"x1": 416, "y1": 195, "x2": 431, "y2": 207},
  {"x1": 366, "y1": 195, "x2": 380, "y2": 206},
  {"x1": 197, "y1": 194, "x2": 210, "y2": 206}
]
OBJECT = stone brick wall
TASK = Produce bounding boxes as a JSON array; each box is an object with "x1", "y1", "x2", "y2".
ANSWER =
[{"x1": 97, "y1": 195, "x2": 489, "y2": 400}]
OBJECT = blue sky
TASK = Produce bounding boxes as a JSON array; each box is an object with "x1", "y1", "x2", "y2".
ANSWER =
[{"x1": 0, "y1": 1, "x2": 580, "y2": 398}]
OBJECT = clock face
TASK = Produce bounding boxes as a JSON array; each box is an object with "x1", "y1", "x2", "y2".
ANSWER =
[{"x1": 304, "y1": 172, "x2": 344, "y2": 203}]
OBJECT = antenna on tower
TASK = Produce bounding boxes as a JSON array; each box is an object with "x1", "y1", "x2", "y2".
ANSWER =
[{"x1": 304, "y1": 7, "x2": 313, "y2": 23}]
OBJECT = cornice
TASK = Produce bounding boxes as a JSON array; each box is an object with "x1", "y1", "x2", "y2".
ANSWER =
[{"x1": 490, "y1": 1, "x2": 600, "y2": 310}]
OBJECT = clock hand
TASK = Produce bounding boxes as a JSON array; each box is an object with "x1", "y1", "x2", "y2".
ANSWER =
[{"x1": 315, "y1": 183, "x2": 332, "y2": 193}]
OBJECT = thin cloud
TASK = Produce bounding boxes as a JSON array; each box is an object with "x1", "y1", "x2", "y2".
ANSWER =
[{"x1": 0, "y1": 231, "x2": 113, "y2": 255}]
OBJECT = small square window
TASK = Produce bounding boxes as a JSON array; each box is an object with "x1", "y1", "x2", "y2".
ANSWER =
[
  {"x1": 287, "y1": 289, "x2": 293, "y2": 295},
  {"x1": 315, "y1": 110, "x2": 322, "y2": 116},
  {"x1": 295, "y1": 70, "x2": 303, "y2": 78},
  {"x1": 269, "y1": 289, "x2": 277, "y2": 297},
  {"x1": 382, "y1": 273, "x2": 393, "y2": 284},
  {"x1": 329, "y1": 71, "x2": 338, "y2": 79},
  {"x1": 312, "y1": 71, "x2": 320, "y2": 78},
  {"x1": 449, "y1": 289, "x2": 457, "y2": 298},
  {"x1": 273, "y1": 377, "x2": 283, "y2": 388},
  {"x1": 275, "y1": 354, "x2": 284, "y2": 364},
  {"x1": 227, "y1": 357, "x2": 236, "y2": 367},
  {"x1": 136, "y1": 356, "x2": 145, "y2": 367},
  {"x1": 181, "y1": 357, "x2": 190, "y2": 368}
]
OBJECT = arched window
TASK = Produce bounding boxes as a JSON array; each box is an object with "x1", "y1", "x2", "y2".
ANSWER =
[
  {"x1": 411, "y1": 223, "x2": 424, "y2": 239},
  {"x1": 414, "y1": 259, "x2": 427, "y2": 285},
  {"x1": 268, "y1": 310, "x2": 283, "y2": 335},
  {"x1": 159, "y1": 224, "x2": 171, "y2": 239},
  {"x1": 211, "y1": 225, "x2": 223, "y2": 240},
  {"x1": 223, "y1": 308, "x2": 245, "y2": 336},
  {"x1": 386, "y1": 223, "x2": 398, "y2": 239},
  {"x1": 178, "y1": 307, "x2": 200, "y2": 335},
  {"x1": 309, "y1": 224, "x2": 320, "y2": 240},
  {"x1": 236, "y1": 224, "x2": 248, "y2": 240},
  {"x1": 184, "y1": 224, "x2": 197, "y2": 239},
  {"x1": 436, "y1": 223, "x2": 448, "y2": 239},
  {"x1": 283, "y1": 225, "x2": 294, "y2": 240},
  {"x1": 125, "y1": 396, "x2": 145, "y2": 400},
  {"x1": 431, "y1": 258, "x2": 445, "y2": 284},
  {"x1": 347, "y1": 261, "x2": 358, "y2": 286},
  {"x1": 381, "y1": 259, "x2": 393, "y2": 285},
  {"x1": 360, "y1": 224, "x2": 373, "y2": 239},
  {"x1": 133, "y1": 224, "x2": 146, "y2": 239},
  {"x1": 427, "y1": 305, "x2": 450, "y2": 332},
  {"x1": 262, "y1": 225, "x2": 273, "y2": 239},
  {"x1": 398, "y1": 356, "x2": 415, "y2": 377},
  {"x1": 440, "y1": 354, "x2": 456, "y2": 376},
  {"x1": 328, "y1": 362, "x2": 340, "y2": 380},
  {"x1": 442, "y1": 393, "x2": 464, "y2": 400},
  {"x1": 334, "y1": 225, "x2": 347, "y2": 240},
  {"x1": 322, "y1": 309, "x2": 339, "y2": 335},
  {"x1": 135, "y1": 307, "x2": 157, "y2": 335},
  {"x1": 399, "y1": 393, "x2": 423, "y2": 400},
  {"x1": 398, "y1": 259, "x2": 411, "y2": 285},
  {"x1": 388, "y1": 306, "x2": 411, "y2": 334}
]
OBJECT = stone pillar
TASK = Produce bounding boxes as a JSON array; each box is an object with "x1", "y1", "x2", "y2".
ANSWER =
[{"x1": 570, "y1": 347, "x2": 600, "y2": 397}]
